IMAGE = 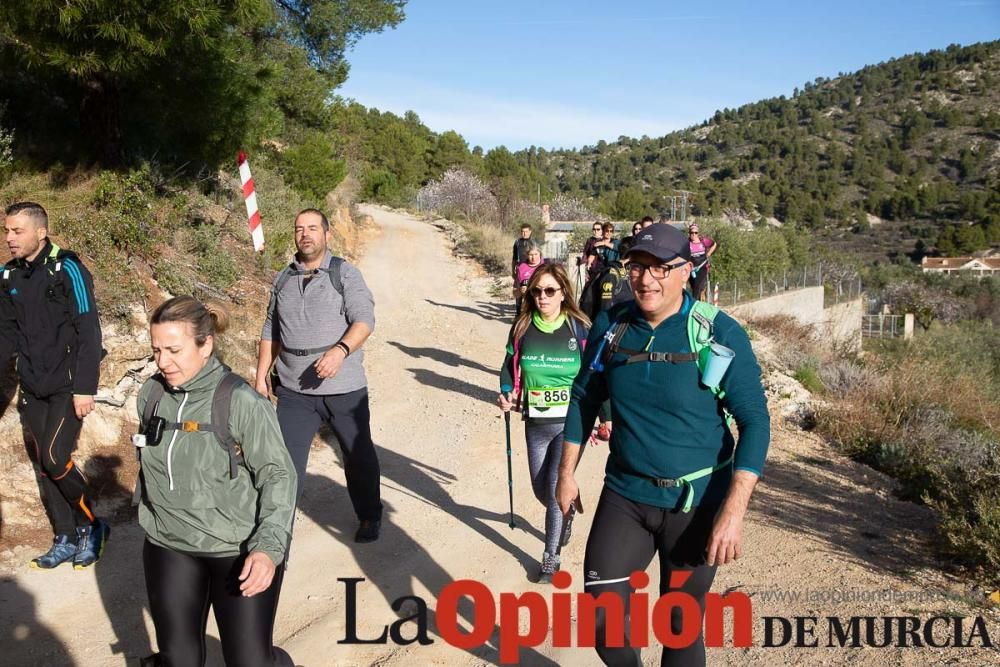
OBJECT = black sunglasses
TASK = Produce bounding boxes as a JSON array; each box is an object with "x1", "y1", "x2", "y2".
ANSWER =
[{"x1": 530, "y1": 286, "x2": 562, "y2": 298}]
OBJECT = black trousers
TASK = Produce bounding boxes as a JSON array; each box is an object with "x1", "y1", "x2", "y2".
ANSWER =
[
  {"x1": 275, "y1": 385, "x2": 383, "y2": 521},
  {"x1": 583, "y1": 487, "x2": 719, "y2": 667},
  {"x1": 143, "y1": 540, "x2": 293, "y2": 667},
  {"x1": 19, "y1": 391, "x2": 96, "y2": 535}
]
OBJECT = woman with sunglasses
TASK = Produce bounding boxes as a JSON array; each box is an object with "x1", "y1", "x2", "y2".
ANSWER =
[
  {"x1": 497, "y1": 264, "x2": 591, "y2": 583},
  {"x1": 618, "y1": 221, "x2": 644, "y2": 257}
]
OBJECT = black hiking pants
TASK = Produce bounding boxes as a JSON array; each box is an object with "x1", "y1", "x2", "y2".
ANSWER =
[
  {"x1": 275, "y1": 386, "x2": 383, "y2": 521},
  {"x1": 583, "y1": 487, "x2": 718, "y2": 667},
  {"x1": 688, "y1": 267, "x2": 710, "y2": 301},
  {"x1": 143, "y1": 540, "x2": 293, "y2": 667},
  {"x1": 19, "y1": 391, "x2": 97, "y2": 536}
]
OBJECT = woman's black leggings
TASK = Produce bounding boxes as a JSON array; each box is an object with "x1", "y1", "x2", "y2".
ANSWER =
[{"x1": 143, "y1": 540, "x2": 293, "y2": 667}]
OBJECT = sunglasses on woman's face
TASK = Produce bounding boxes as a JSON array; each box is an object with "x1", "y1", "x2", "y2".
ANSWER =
[{"x1": 530, "y1": 286, "x2": 562, "y2": 298}]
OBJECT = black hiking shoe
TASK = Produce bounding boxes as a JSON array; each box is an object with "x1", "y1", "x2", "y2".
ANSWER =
[{"x1": 355, "y1": 519, "x2": 381, "y2": 543}]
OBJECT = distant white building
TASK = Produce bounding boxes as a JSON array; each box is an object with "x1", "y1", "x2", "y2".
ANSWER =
[
  {"x1": 921, "y1": 256, "x2": 1000, "y2": 277},
  {"x1": 542, "y1": 221, "x2": 621, "y2": 261}
]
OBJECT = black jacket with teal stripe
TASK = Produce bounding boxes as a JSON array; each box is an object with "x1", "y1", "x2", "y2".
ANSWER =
[{"x1": 0, "y1": 239, "x2": 102, "y2": 397}]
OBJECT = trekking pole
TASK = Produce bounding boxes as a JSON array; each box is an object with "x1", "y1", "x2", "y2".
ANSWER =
[
  {"x1": 556, "y1": 494, "x2": 583, "y2": 557},
  {"x1": 504, "y1": 411, "x2": 516, "y2": 529}
]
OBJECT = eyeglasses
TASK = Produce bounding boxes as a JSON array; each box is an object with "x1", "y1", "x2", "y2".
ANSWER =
[
  {"x1": 530, "y1": 286, "x2": 562, "y2": 298},
  {"x1": 626, "y1": 261, "x2": 687, "y2": 280},
  {"x1": 592, "y1": 227, "x2": 602, "y2": 232}
]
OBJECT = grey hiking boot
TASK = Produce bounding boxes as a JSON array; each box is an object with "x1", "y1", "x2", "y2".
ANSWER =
[
  {"x1": 30, "y1": 534, "x2": 78, "y2": 569},
  {"x1": 73, "y1": 519, "x2": 110, "y2": 569},
  {"x1": 538, "y1": 552, "x2": 561, "y2": 584}
]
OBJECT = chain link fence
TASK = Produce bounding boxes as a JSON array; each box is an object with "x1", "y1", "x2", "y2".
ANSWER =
[
  {"x1": 862, "y1": 314, "x2": 908, "y2": 339},
  {"x1": 708, "y1": 266, "x2": 864, "y2": 309}
]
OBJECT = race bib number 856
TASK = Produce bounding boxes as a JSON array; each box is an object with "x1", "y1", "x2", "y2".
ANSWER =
[{"x1": 526, "y1": 386, "x2": 570, "y2": 418}]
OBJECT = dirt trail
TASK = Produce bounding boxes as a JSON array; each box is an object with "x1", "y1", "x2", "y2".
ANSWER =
[{"x1": 2, "y1": 205, "x2": 997, "y2": 666}]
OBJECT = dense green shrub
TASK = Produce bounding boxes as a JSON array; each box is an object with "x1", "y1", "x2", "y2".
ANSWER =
[
  {"x1": 190, "y1": 226, "x2": 241, "y2": 291},
  {"x1": 362, "y1": 168, "x2": 401, "y2": 203},
  {"x1": 280, "y1": 133, "x2": 348, "y2": 204},
  {"x1": 153, "y1": 258, "x2": 194, "y2": 297},
  {"x1": 91, "y1": 166, "x2": 155, "y2": 256},
  {"x1": 793, "y1": 364, "x2": 825, "y2": 394}
]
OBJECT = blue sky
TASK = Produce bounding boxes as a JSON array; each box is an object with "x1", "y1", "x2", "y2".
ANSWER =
[{"x1": 337, "y1": 0, "x2": 1000, "y2": 151}]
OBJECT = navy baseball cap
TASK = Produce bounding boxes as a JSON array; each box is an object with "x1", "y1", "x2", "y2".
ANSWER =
[{"x1": 625, "y1": 224, "x2": 692, "y2": 263}]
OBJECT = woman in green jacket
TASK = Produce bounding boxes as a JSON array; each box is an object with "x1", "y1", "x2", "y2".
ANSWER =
[{"x1": 136, "y1": 296, "x2": 296, "y2": 667}]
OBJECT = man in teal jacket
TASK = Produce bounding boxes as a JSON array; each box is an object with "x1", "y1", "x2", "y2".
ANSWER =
[{"x1": 556, "y1": 223, "x2": 770, "y2": 667}]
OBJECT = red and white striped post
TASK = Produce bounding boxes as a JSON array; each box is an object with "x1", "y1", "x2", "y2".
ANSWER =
[
  {"x1": 237, "y1": 151, "x2": 265, "y2": 252},
  {"x1": 713, "y1": 282, "x2": 719, "y2": 307}
]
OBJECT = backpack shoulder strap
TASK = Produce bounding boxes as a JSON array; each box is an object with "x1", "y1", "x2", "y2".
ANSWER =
[
  {"x1": 142, "y1": 378, "x2": 166, "y2": 428},
  {"x1": 511, "y1": 330, "x2": 523, "y2": 397},
  {"x1": 687, "y1": 300, "x2": 733, "y2": 424},
  {"x1": 687, "y1": 300, "x2": 719, "y2": 387},
  {"x1": 211, "y1": 369, "x2": 249, "y2": 480},
  {"x1": 325, "y1": 256, "x2": 346, "y2": 314},
  {"x1": 266, "y1": 266, "x2": 295, "y2": 319},
  {"x1": 569, "y1": 318, "x2": 587, "y2": 352}
]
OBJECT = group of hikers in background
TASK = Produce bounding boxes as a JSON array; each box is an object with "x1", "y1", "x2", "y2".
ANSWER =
[
  {"x1": 512, "y1": 216, "x2": 719, "y2": 311},
  {"x1": 3, "y1": 199, "x2": 766, "y2": 667}
]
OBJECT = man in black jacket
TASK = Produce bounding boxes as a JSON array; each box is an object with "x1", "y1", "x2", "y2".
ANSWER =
[
  {"x1": 511, "y1": 224, "x2": 534, "y2": 278},
  {"x1": 1, "y1": 202, "x2": 109, "y2": 569}
]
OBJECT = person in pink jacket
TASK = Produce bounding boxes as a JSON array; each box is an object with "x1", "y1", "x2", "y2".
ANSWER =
[{"x1": 515, "y1": 244, "x2": 544, "y2": 313}]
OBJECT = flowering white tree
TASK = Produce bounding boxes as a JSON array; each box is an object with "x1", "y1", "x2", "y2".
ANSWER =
[
  {"x1": 549, "y1": 192, "x2": 600, "y2": 221},
  {"x1": 0, "y1": 106, "x2": 13, "y2": 183},
  {"x1": 418, "y1": 168, "x2": 497, "y2": 221},
  {"x1": 881, "y1": 281, "x2": 966, "y2": 330}
]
